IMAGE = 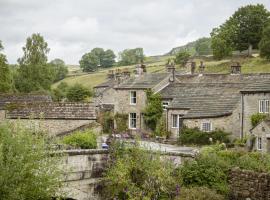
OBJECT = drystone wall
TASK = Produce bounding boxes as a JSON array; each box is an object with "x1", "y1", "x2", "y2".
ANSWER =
[{"x1": 229, "y1": 167, "x2": 270, "y2": 200}]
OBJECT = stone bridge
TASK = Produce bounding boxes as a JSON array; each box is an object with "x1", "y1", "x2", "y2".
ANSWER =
[{"x1": 58, "y1": 148, "x2": 195, "y2": 200}]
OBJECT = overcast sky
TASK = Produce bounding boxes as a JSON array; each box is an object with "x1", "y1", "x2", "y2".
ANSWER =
[{"x1": 0, "y1": 0, "x2": 269, "y2": 64}]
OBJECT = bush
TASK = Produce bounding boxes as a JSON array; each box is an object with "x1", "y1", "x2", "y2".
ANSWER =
[
  {"x1": 0, "y1": 122, "x2": 62, "y2": 199},
  {"x1": 155, "y1": 115, "x2": 170, "y2": 138},
  {"x1": 114, "y1": 113, "x2": 128, "y2": 132},
  {"x1": 250, "y1": 113, "x2": 267, "y2": 127},
  {"x1": 103, "y1": 141, "x2": 180, "y2": 200},
  {"x1": 176, "y1": 187, "x2": 225, "y2": 200},
  {"x1": 62, "y1": 130, "x2": 97, "y2": 149},
  {"x1": 52, "y1": 82, "x2": 69, "y2": 101},
  {"x1": 66, "y1": 83, "x2": 92, "y2": 102},
  {"x1": 174, "y1": 51, "x2": 191, "y2": 66},
  {"x1": 178, "y1": 127, "x2": 231, "y2": 145},
  {"x1": 98, "y1": 111, "x2": 114, "y2": 134}
]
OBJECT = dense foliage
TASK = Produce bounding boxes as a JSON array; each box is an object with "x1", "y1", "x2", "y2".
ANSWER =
[
  {"x1": 174, "y1": 51, "x2": 190, "y2": 66},
  {"x1": 98, "y1": 111, "x2": 114, "y2": 134},
  {"x1": 195, "y1": 37, "x2": 212, "y2": 56},
  {"x1": 211, "y1": 4, "x2": 270, "y2": 59},
  {"x1": 176, "y1": 187, "x2": 225, "y2": 200},
  {"x1": 52, "y1": 82, "x2": 69, "y2": 101},
  {"x1": 66, "y1": 83, "x2": 92, "y2": 102},
  {"x1": 143, "y1": 90, "x2": 163, "y2": 131},
  {"x1": 50, "y1": 58, "x2": 68, "y2": 82},
  {"x1": 15, "y1": 33, "x2": 55, "y2": 92},
  {"x1": 0, "y1": 122, "x2": 62, "y2": 199},
  {"x1": 178, "y1": 127, "x2": 231, "y2": 145},
  {"x1": 62, "y1": 129, "x2": 97, "y2": 149},
  {"x1": 118, "y1": 48, "x2": 144, "y2": 66},
  {"x1": 250, "y1": 113, "x2": 267, "y2": 127},
  {"x1": 79, "y1": 48, "x2": 116, "y2": 72},
  {"x1": 114, "y1": 113, "x2": 128, "y2": 133},
  {"x1": 155, "y1": 115, "x2": 170, "y2": 138},
  {"x1": 179, "y1": 145, "x2": 270, "y2": 195},
  {"x1": 103, "y1": 141, "x2": 180, "y2": 200},
  {"x1": 0, "y1": 41, "x2": 13, "y2": 93},
  {"x1": 259, "y1": 23, "x2": 270, "y2": 60}
]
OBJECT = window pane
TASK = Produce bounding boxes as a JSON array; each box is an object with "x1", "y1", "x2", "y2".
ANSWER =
[
  {"x1": 129, "y1": 113, "x2": 137, "y2": 128},
  {"x1": 266, "y1": 100, "x2": 269, "y2": 113},
  {"x1": 130, "y1": 91, "x2": 137, "y2": 104},
  {"x1": 172, "y1": 114, "x2": 178, "y2": 128}
]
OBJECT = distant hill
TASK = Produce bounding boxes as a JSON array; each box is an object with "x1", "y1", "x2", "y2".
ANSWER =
[{"x1": 166, "y1": 41, "x2": 197, "y2": 56}]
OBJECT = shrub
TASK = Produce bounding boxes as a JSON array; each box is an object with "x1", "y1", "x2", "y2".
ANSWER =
[
  {"x1": 0, "y1": 122, "x2": 62, "y2": 199},
  {"x1": 98, "y1": 111, "x2": 114, "y2": 134},
  {"x1": 178, "y1": 127, "x2": 231, "y2": 145},
  {"x1": 103, "y1": 141, "x2": 180, "y2": 200},
  {"x1": 66, "y1": 83, "x2": 92, "y2": 102},
  {"x1": 250, "y1": 113, "x2": 267, "y2": 127},
  {"x1": 114, "y1": 113, "x2": 128, "y2": 132},
  {"x1": 52, "y1": 82, "x2": 69, "y2": 101},
  {"x1": 174, "y1": 51, "x2": 191, "y2": 66},
  {"x1": 155, "y1": 115, "x2": 170, "y2": 138},
  {"x1": 176, "y1": 187, "x2": 225, "y2": 200},
  {"x1": 62, "y1": 130, "x2": 97, "y2": 149}
]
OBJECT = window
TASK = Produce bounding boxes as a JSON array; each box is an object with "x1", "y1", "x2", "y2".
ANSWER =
[
  {"x1": 259, "y1": 100, "x2": 269, "y2": 113},
  {"x1": 257, "y1": 137, "x2": 262, "y2": 150},
  {"x1": 129, "y1": 113, "x2": 137, "y2": 129},
  {"x1": 130, "y1": 91, "x2": 137, "y2": 105},
  {"x1": 162, "y1": 101, "x2": 169, "y2": 110},
  {"x1": 201, "y1": 122, "x2": 212, "y2": 132},
  {"x1": 172, "y1": 114, "x2": 179, "y2": 128}
]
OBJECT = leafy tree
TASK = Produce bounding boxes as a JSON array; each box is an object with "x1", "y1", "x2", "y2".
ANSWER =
[
  {"x1": 259, "y1": 23, "x2": 270, "y2": 60},
  {"x1": 195, "y1": 37, "x2": 212, "y2": 55},
  {"x1": 79, "y1": 48, "x2": 115, "y2": 72},
  {"x1": 0, "y1": 41, "x2": 13, "y2": 93},
  {"x1": 0, "y1": 122, "x2": 62, "y2": 199},
  {"x1": 143, "y1": 90, "x2": 163, "y2": 131},
  {"x1": 231, "y1": 4, "x2": 270, "y2": 54},
  {"x1": 118, "y1": 48, "x2": 144, "y2": 66},
  {"x1": 66, "y1": 83, "x2": 92, "y2": 102},
  {"x1": 174, "y1": 51, "x2": 190, "y2": 66},
  {"x1": 52, "y1": 82, "x2": 69, "y2": 101},
  {"x1": 50, "y1": 58, "x2": 68, "y2": 82},
  {"x1": 15, "y1": 33, "x2": 55, "y2": 92}
]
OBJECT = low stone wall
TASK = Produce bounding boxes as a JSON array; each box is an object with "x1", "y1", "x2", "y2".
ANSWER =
[{"x1": 229, "y1": 167, "x2": 270, "y2": 200}]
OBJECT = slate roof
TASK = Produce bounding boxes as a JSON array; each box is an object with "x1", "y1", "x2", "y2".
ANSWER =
[
  {"x1": 0, "y1": 94, "x2": 52, "y2": 110},
  {"x1": 115, "y1": 73, "x2": 169, "y2": 89},
  {"x1": 6, "y1": 103, "x2": 96, "y2": 120},
  {"x1": 94, "y1": 79, "x2": 117, "y2": 88},
  {"x1": 241, "y1": 79, "x2": 270, "y2": 93}
]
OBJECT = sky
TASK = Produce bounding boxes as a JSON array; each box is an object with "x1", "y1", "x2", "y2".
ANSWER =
[{"x1": 0, "y1": 0, "x2": 269, "y2": 64}]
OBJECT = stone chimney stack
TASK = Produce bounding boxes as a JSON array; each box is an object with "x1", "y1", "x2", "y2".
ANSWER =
[
  {"x1": 191, "y1": 61, "x2": 196, "y2": 74},
  {"x1": 107, "y1": 70, "x2": 115, "y2": 79},
  {"x1": 199, "y1": 61, "x2": 205, "y2": 74},
  {"x1": 135, "y1": 60, "x2": 146, "y2": 77},
  {"x1": 231, "y1": 62, "x2": 241, "y2": 74},
  {"x1": 167, "y1": 63, "x2": 176, "y2": 83}
]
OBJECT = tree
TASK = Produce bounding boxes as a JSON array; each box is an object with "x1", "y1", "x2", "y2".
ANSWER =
[
  {"x1": 15, "y1": 33, "x2": 55, "y2": 92},
  {"x1": 195, "y1": 37, "x2": 212, "y2": 56},
  {"x1": 143, "y1": 90, "x2": 163, "y2": 131},
  {"x1": 259, "y1": 23, "x2": 270, "y2": 60},
  {"x1": 0, "y1": 41, "x2": 13, "y2": 93},
  {"x1": 79, "y1": 48, "x2": 115, "y2": 72},
  {"x1": 66, "y1": 83, "x2": 92, "y2": 102},
  {"x1": 174, "y1": 51, "x2": 190, "y2": 66},
  {"x1": 0, "y1": 122, "x2": 62, "y2": 199},
  {"x1": 52, "y1": 82, "x2": 69, "y2": 102},
  {"x1": 50, "y1": 58, "x2": 68, "y2": 82},
  {"x1": 118, "y1": 48, "x2": 144, "y2": 66},
  {"x1": 211, "y1": 4, "x2": 270, "y2": 58}
]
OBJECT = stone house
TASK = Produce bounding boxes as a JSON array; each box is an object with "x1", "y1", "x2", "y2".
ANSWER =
[
  {"x1": 94, "y1": 64, "x2": 270, "y2": 139},
  {"x1": 250, "y1": 120, "x2": 270, "y2": 153}
]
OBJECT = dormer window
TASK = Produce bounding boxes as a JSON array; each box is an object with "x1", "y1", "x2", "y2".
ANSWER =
[
  {"x1": 130, "y1": 91, "x2": 137, "y2": 105},
  {"x1": 259, "y1": 100, "x2": 269, "y2": 113}
]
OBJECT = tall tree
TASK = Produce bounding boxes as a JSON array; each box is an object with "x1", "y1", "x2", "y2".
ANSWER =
[
  {"x1": 0, "y1": 41, "x2": 13, "y2": 93},
  {"x1": 118, "y1": 48, "x2": 144, "y2": 66},
  {"x1": 259, "y1": 23, "x2": 270, "y2": 60},
  {"x1": 195, "y1": 37, "x2": 212, "y2": 56},
  {"x1": 50, "y1": 58, "x2": 68, "y2": 82},
  {"x1": 79, "y1": 48, "x2": 115, "y2": 72},
  {"x1": 15, "y1": 33, "x2": 55, "y2": 93}
]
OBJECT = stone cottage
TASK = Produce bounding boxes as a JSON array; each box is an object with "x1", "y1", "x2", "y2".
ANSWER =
[{"x1": 95, "y1": 64, "x2": 270, "y2": 139}]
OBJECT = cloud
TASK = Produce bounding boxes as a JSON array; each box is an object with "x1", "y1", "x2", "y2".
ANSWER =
[{"x1": 0, "y1": 0, "x2": 269, "y2": 64}]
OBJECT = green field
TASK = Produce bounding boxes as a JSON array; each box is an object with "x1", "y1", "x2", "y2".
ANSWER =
[{"x1": 54, "y1": 56, "x2": 270, "y2": 89}]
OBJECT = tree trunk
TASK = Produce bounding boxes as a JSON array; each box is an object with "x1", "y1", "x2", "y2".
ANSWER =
[{"x1": 248, "y1": 44, "x2": 253, "y2": 57}]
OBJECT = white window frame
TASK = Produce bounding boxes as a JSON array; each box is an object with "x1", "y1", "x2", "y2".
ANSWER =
[
  {"x1": 130, "y1": 91, "x2": 137, "y2": 105},
  {"x1": 257, "y1": 137, "x2": 262, "y2": 150},
  {"x1": 162, "y1": 101, "x2": 169, "y2": 110},
  {"x1": 201, "y1": 122, "x2": 212, "y2": 132},
  {"x1": 129, "y1": 113, "x2": 137, "y2": 129},
  {"x1": 172, "y1": 114, "x2": 179, "y2": 128},
  {"x1": 259, "y1": 100, "x2": 269, "y2": 113}
]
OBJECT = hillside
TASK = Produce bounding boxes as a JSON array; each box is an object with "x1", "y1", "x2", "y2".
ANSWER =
[
  {"x1": 166, "y1": 40, "x2": 197, "y2": 56},
  {"x1": 54, "y1": 55, "x2": 270, "y2": 90}
]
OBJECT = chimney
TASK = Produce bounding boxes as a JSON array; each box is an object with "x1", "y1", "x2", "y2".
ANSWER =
[
  {"x1": 231, "y1": 62, "x2": 241, "y2": 74},
  {"x1": 199, "y1": 61, "x2": 205, "y2": 74},
  {"x1": 107, "y1": 70, "x2": 115, "y2": 79},
  {"x1": 135, "y1": 60, "x2": 146, "y2": 77},
  {"x1": 168, "y1": 63, "x2": 176, "y2": 83}
]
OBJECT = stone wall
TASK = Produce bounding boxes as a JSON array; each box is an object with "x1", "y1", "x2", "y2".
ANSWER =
[
  {"x1": 250, "y1": 120, "x2": 270, "y2": 153},
  {"x1": 229, "y1": 168, "x2": 270, "y2": 200}
]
